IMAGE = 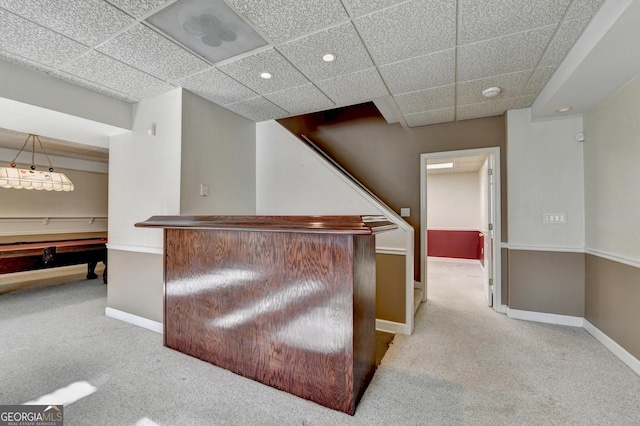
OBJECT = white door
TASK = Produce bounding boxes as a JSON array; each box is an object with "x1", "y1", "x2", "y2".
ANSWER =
[{"x1": 483, "y1": 157, "x2": 494, "y2": 307}]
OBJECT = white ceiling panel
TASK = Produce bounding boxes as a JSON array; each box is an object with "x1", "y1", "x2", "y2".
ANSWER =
[
  {"x1": 341, "y1": 0, "x2": 406, "y2": 17},
  {"x1": 566, "y1": 0, "x2": 605, "y2": 20},
  {"x1": 0, "y1": 0, "x2": 132, "y2": 47},
  {"x1": 404, "y1": 108, "x2": 455, "y2": 127},
  {"x1": 224, "y1": 0, "x2": 349, "y2": 44},
  {"x1": 224, "y1": 96, "x2": 288, "y2": 122},
  {"x1": 276, "y1": 22, "x2": 374, "y2": 82},
  {"x1": 523, "y1": 66, "x2": 556, "y2": 95},
  {"x1": 97, "y1": 24, "x2": 211, "y2": 81},
  {"x1": 394, "y1": 85, "x2": 455, "y2": 115},
  {"x1": 315, "y1": 68, "x2": 389, "y2": 106},
  {"x1": 178, "y1": 68, "x2": 257, "y2": 105},
  {"x1": 456, "y1": 97, "x2": 520, "y2": 121},
  {"x1": 354, "y1": 0, "x2": 456, "y2": 65},
  {"x1": 0, "y1": 0, "x2": 613, "y2": 131},
  {"x1": 0, "y1": 9, "x2": 88, "y2": 67},
  {"x1": 459, "y1": 0, "x2": 570, "y2": 44},
  {"x1": 456, "y1": 70, "x2": 531, "y2": 106},
  {"x1": 457, "y1": 25, "x2": 557, "y2": 82},
  {"x1": 52, "y1": 70, "x2": 139, "y2": 102},
  {"x1": 378, "y1": 49, "x2": 455, "y2": 95},
  {"x1": 540, "y1": 17, "x2": 592, "y2": 67},
  {"x1": 264, "y1": 84, "x2": 334, "y2": 115},
  {"x1": 106, "y1": 0, "x2": 171, "y2": 17},
  {"x1": 61, "y1": 50, "x2": 175, "y2": 100},
  {"x1": 218, "y1": 48, "x2": 309, "y2": 94}
]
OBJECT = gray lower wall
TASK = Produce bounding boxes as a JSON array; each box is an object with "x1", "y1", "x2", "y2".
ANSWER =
[
  {"x1": 585, "y1": 254, "x2": 640, "y2": 360},
  {"x1": 107, "y1": 249, "x2": 163, "y2": 323},
  {"x1": 508, "y1": 250, "x2": 585, "y2": 317}
]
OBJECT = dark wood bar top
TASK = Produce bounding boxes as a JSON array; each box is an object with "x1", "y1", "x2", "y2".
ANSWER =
[{"x1": 135, "y1": 215, "x2": 397, "y2": 234}]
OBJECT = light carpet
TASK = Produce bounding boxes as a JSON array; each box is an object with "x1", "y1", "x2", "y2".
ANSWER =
[{"x1": 0, "y1": 258, "x2": 639, "y2": 425}]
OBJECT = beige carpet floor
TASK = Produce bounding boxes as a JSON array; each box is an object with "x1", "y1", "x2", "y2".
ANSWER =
[{"x1": 0, "y1": 257, "x2": 639, "y2": 425}]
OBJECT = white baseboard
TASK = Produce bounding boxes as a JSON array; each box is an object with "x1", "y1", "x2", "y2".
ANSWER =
[
  {"x1": 495, "y1": 304, "x2": 508, "y2": 314},
  {"x1": 506, "y1": 308, "x2": 584, "y2": 327},
  {"x1": 376, "y1": 319, "x2": 410, "y2": 335},
  {"x1": 105, "y1": 307, "x2": 163, "y2": 334},
  {"x1": 584, "y1": 320, "x2": 640, "y2": 377}
]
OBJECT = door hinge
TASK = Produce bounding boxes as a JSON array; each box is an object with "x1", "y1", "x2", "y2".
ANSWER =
[
  {"x1": 489, "y1": 279, "x2": 494, "y2": 286},
  {"x1": 488, "y1": 168, "x2": 493, "y2": 176},
  {"x1": 488, "y1": 223, "x2": 494, "y2": 231}
]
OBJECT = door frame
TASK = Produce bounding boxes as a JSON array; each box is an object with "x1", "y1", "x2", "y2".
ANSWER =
[{"x1": 420, "y1": 147, "x2": 503, "y2": 311}]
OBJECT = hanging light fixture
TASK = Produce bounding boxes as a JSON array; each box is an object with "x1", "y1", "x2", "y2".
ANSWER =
[{"x1": 0, "y1": 134, "x2": 74, "y2": 191}]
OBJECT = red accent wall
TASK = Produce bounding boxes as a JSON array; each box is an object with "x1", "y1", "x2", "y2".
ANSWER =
[{"x1": 428, "y1": 230, "x2": 484, "y2": 264}]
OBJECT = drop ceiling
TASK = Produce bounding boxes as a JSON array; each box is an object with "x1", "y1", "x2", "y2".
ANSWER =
[
  {"x1": 0, "y1": 0, "x2": 606, "y2": 127},
  {"x1": 427, "y1": 155, "x2": 487, "y2": 174}
]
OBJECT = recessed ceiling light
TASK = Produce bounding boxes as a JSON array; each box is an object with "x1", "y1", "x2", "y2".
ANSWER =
[
  {"x1": 427, "y1": 162, "x2": 454, "y2": 170},
  {"x1": 322, "y1": 53, "x2": 336, "y2": 62},
  {"x1": 556, "y1": 107, "x2": 572, "y2": 113},
  {"x1": 482, "y1": 87, "x2": 502, "y2": 98},
  {"x1": 260, "y1": 72, "x2": 272, "y2": 79}
]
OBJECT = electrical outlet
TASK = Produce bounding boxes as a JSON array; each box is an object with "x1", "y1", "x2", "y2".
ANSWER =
[{"x1": 200, "y1": 184, "x2": 209, "y2": 197}]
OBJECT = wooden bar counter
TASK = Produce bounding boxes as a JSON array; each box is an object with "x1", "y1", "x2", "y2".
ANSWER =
[{"x1": 135, "y1": 215, "x2": 396, "y2": 415}]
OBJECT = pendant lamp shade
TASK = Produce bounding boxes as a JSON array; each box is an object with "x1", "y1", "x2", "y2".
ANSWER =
[{"x1": 0, "y1": 133, "x2": 74, "y2": 192}]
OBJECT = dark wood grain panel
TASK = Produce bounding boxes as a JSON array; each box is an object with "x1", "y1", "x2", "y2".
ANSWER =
[{"x1": 164, "y1": 228, "x2": 361, "y2": 414}]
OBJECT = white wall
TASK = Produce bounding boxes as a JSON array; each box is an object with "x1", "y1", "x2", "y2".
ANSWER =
[
  {"x1": 256, "y1": 119, "x2": 405, "y2": 249},
  {"x1": 108, "y1": 88, "x2": 182, "y2": 250},
  {"x1": 180, "y1": 90, "x2": 255, "y2": 215},
  {"x1": 506, "y1": 108, "x2": 585, "y2": 249},
  {"x1": 584, "y1": 73, "x2": 640, "y2": 261},
  {"x1": 427, "y1": 172, "x2": 482, "y2": 230}
]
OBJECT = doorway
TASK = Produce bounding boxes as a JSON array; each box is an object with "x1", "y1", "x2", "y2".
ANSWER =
[{"x1": 419, "y1": 148, "x2": 502, "y2": 311}]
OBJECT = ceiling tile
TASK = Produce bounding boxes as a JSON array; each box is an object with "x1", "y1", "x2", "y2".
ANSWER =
[
  {"x1": 378, "y1": 49, "x2": 455, "y2": 95},
  {"x1": 459, "y1": 0, "x2": 570, "y2": 44},
  {"x1": 0, "y1": 0, "x2": 132, "y2": 47},
  {"x1": 354, "y1": 0, "x2": 456, "y2": 65},
  {"x1": 540, "y1": 17, "x2": 591, "y2": 67},
  {"x1": 218, "y1": 48, "x2": 310, "y2": 94},
  {"x1": 566, "y1": 0, "x2": 605, "y2": 20},
  {"x1": 264, "y1": 84, "x2": 334, "y2": 115},
  {"x1": 457, "y1": 25, "x2": 556, "y2": 82},
  {"x1": 225, "y1": 0, "x2": 349, "y2": 44},
  {"x1": 106, "y1": 0, "x2": 170, "y2": 18},
  {"x1": 276, "y1": 22, "x2": 374, "y2": 81},
  {"x1": 0, "y1": 9, "x2": 88, "y2": 68},
  {"x1": 394, "y1": 85, "x2": 455, "y2": 114},
  {"x1": 456, "y1": 97, "x2": 519, "y2": 121},
  {"x1": 514, "y1": 94, "x2": 537, "y2": 109},
  {"x1": 404, "y1": 108, "x2": 455, "y2": 127},
  {"x1": 52, "y1": 70, "x2": 139, "y2": 102},
  {"x1": 456, "y1": 70, "x2": 531, "y2": 106},
  {"x1": 315, "y1": 68, "x2": 388, "y2": 105},
  {"x1": 523, "y1": 66, "x2": 556, "y2": 95},
  {"x1": 97, "y1": 24, "x2": 210, "y2": 81},
  {"x1": 223, "y1": 97, "x2": 288, "y2": 121},
  {"x1": 61, "y1": 50, "x2": 176, "y2": 100},
  {"x1": 341, "y1": 0, "x2": 406, "y2": 17},
  {"x1": 0, "y1": 51, "x2": 54, "y2": 74},
  {"x1": 178, "y1": 68, "x2": 257, "y2": 105}
]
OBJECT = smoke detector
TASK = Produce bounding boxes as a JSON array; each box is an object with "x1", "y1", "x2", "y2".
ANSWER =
[{"x1": 482, "y1": 87, "x2": 502, "y2": 98}]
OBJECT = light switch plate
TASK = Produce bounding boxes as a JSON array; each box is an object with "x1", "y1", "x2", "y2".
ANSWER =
[
  {"x1": 400, "y1": 208, "x2": 410, "y2": 217},
  {"x1": 543, "y1": 213, "x2": 566, "y2": 224},
  {"x1": 200, "y1": 184, "x2": 209, "y2": 197}
]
